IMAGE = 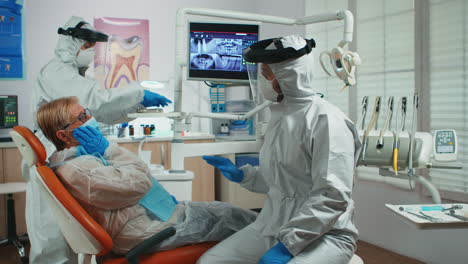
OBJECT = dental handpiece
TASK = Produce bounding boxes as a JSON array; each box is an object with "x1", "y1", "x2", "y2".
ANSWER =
[
  {"x1": 356, "y1": 96, "x2": 369, "y2": 130},
  {"x1": 361, "y1": 96, "x2": 381, "y2": 161},
  {"x1": 377, "y1": 97, "x2": 394, "y2": 149},
  {"x1": 393, "y1": 97, "x2": 407, "y2": 175},
  {"x1": 408, "y1": 94, "x2": 419, "y2": 177}
]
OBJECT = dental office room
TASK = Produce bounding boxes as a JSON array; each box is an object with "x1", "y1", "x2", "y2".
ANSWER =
[{"x1": 0, "y1": 0, "x2": 467, "y2": 263}]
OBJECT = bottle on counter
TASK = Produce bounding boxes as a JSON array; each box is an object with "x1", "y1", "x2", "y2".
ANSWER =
[{"x1": 144, "y1": 125, "x2": 151, "y2": 136}]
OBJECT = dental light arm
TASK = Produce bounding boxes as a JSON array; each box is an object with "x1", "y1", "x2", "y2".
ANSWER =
[
  {"x1": 297, "y1": 10, "x2": 354, "y2": 45},
  {"x1": 184, "y1": 101, "x2": 273, "y2": 126}
]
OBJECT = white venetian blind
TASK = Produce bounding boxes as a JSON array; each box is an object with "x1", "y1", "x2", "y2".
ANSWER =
[
  {"x1": 304, "y1": 0, "x2": 350, "y2": 115},
  {"x1": 355, "y1": 0, "x2": 415, "y2": 180},
  {"x1": 428, "y1": 0, "x2": 468, "y2": 199}
]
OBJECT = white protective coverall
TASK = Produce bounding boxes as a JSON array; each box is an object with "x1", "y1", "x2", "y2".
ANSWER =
[
  {"x1": 25, "y1": 16, "x2": 146, "y2": 263},
  {"x1": 198, "y1": 35, "x2": 361, "y2": 264},
  {"x1": 48, "y1": 143, "x2": 257, "y2": 255}
]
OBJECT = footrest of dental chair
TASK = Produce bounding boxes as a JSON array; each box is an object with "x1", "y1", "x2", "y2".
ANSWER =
[{"x1": 102, "y1": 241, "x2": 218, "y2": 264}]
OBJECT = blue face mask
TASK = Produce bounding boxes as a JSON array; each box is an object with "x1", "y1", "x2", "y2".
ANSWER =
[{"x1": 81, "y1": 117, "x2": 100, "y2": 131}]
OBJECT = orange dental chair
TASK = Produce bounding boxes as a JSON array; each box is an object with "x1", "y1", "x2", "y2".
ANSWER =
[{"x1": 10, "y1": 126, "x2": 217, "y2": 264}]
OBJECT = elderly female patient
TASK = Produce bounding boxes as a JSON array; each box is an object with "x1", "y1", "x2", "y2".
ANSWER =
[{"x1": 36, "y1": 96, "x2": 257, "y2": 255}]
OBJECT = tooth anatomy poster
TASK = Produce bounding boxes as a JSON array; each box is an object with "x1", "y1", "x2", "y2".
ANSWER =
[{"x1": 94, "y1": 17, "x2": 149, "y2": 89}]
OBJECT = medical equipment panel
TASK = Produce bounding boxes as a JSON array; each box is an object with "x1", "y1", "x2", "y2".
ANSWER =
[
  {"x1": 0, "y1": 95, "x2": 17, "y2": 129},
  {"x1": 432, "y1": 129, "x2": 457, "y2": 162},
  {"x1": 188, "y1": 22, "x2": 259, "y2": 83},
  {"x1": 0, "y1": 95, "x2": 18, "y2": 141}
]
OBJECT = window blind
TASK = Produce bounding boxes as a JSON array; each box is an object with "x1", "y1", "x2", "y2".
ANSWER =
[
  {"x1": 429, "y1": 0, "x2": 468, "y2": 199},
  {"x1": 355, "y1": 0, "x2": 415, "y2": 182}
]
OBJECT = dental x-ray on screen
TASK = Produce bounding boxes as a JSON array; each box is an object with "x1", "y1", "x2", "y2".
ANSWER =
[{"x1": 188, "y1": 22, "x2": 259, "y2": 83}]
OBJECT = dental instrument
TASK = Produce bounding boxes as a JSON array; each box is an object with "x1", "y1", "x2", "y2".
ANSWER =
[
  {"x1": 407, "y1": 94, "x2": 419, "y2": 187},
  {"x1": 398, "y1": 207, "x2": 441, "y2": 222},
  {"x1": 356, "y1": 96, "x2": 368, "y2": 130},
  {"x1": 392, "y1": 97, "x2": 407, "y2": 175},
  {"x1": 445, "y1": 210, "x2": 468, "y2": 221},
  {"x1": 361, "y1": 96, "x2": 381, "y2": 161},
  {"x1": 376, "y1": 96, "x2": 394, "y2": 149}
]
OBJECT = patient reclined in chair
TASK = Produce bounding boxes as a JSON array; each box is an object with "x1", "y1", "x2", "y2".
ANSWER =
[{"x1": 36, "y1": 96, "x2": 257, "y2": 255}]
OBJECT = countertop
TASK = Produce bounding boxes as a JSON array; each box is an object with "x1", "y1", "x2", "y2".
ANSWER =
[
  {"x1": 0, "y1": 141, "x2": 16, "y2": 148},
  {"x1": 108, "y1": 133, "x2": 215, "y2": 143},
  {"x1": 1, "y1": 133, "x2": 216, "y2": 148}
]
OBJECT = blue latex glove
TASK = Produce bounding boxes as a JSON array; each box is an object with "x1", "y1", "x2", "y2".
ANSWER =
[
  {"x1": 73, "y1": 126, "x2": 109, "y2": 156},
  {"x1": 259, "y1": 242, "x2": 293, "y2": 264},
  {"x1": 141, "y1": 90, "x2": 172, "y2": 107},
  {"x1": 202, "y1": 156, "x2": 244, "y2": 183},
  {"x1": 171, "y1": 195, "x2": 178, "y2": 204}
]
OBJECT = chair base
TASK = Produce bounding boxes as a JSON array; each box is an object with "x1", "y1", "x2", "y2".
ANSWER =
[
  {"x1": 0, "y1": 193, "x2": 29, "y2": 263},
  {"x1": 0, "y1": 234, "x2": 29, "y2": 264},
  {"x1": 350, "y1": 254, "x2": 364, "y2": 264}
]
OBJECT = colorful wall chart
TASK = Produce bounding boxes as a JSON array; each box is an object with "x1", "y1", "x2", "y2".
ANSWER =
[
  {"x1": 0, "y1": 0, "x2": 23, "y2": 79},
  {"x1": 94, "y1": 17, "x2": 150, "y2": 89}
]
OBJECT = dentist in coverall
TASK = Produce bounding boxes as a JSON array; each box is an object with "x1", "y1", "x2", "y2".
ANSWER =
[
  {"x1": 24, "y1": 16, "x2": 171, "y2": 263},
  {"x1": 199, "y1": 35, "x2": 361, "y2": 264}
]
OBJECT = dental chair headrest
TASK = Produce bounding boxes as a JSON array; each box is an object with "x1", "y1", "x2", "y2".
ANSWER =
[{"x1": 10, "y1": 126, "x2": 47, "y2": 167}]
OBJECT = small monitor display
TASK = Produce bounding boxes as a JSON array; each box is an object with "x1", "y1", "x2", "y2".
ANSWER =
[
  {"x1": 0, "y1": 95, "x2": 18, "y2": 129},
  {"x1": 188, "y1": 22, "x2": 259, "y2": 83}
]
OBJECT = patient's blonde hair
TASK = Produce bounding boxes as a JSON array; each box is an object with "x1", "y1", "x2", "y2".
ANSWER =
[{"x1": 37, "y1": 96, "x2": 79, "y2": 151}]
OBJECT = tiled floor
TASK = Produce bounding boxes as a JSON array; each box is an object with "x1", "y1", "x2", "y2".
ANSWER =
[{"x1": 0, "y1": 240, "x2": 424, "y2": 264}]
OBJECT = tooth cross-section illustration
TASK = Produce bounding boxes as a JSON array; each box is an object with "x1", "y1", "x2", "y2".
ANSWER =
[{"x1": 105, "y1": 35, "x2": 142, "y2": 88}]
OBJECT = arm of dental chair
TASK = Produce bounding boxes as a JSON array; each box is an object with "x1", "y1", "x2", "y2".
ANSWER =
[{"x1": 126, "y1": 226, "x2": 176, "y2": 264}]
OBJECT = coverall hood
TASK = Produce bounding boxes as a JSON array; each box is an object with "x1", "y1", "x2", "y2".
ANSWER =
[
  {"x1": 54, "y1": 16, "x2": 93, "y2": 65},
  {"x1": 268, "y1": 35, "x2": 316, "y2": 99}
]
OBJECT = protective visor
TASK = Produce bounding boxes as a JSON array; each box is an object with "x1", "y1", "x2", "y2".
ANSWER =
[
  {"x1": 243, "y1": 37, "x2": 315, "y2": 64},
  {"x1": 58, "y1": 21, "x2": 108, "y2": 42}
]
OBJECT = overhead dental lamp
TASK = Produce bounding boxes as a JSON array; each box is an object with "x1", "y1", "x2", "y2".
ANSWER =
[{"x1": 319, "y1": 43, "x2": 361, "y2": 89}]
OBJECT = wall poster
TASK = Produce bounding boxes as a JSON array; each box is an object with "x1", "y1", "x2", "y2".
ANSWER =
[
  {"x1": 0, "y1": 0, "x2": 24, "y2": 79},
  {"x1": 94, "y1": 17, "x2": 150, "y2": 89}
]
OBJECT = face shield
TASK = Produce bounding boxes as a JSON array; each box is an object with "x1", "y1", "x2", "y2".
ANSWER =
[
  {"x1": 58, "y1": 21, "x2": 108, "y2": 43},
  {"x1": 247, "y1": 62, "x2": 283, "y2": 104},
  {"x1": 244, "y1": 35, "x2": 316, "y2": 104}
]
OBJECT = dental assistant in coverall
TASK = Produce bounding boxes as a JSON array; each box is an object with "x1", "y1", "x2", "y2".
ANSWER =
[
  {"x1": 24, "y1": 16, "x2": 171, "y2": 263},
  {"x1": 199, "y1": 35, "x2": 361, "y2": 264}
]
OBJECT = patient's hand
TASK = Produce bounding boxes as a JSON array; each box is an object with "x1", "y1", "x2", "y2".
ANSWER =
[{"x1": 73, "y1": 126, "x2": 109, "y2": 156}]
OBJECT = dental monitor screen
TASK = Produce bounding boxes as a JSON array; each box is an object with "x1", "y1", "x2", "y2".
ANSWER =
[
  {"x1": 0, "y1": 95, "x2": 18, "y2": 141},
  {"x1": 188, "y1": 22, "x2": 259, "y2": 83}
]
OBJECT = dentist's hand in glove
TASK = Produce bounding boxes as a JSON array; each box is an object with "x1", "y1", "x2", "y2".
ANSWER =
[
  {"x1": 259, "y1": 242, "x2": 293, "y2": 264},
  {"x1": 202, "y1": 156, "x2": 244, "y2": 183},
  {"x1": 141, "y1": 90, "x2": 172, "y2": 107},
  {"x1": 73, "y1": 126, "x2": 109, "y2": 156}
]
